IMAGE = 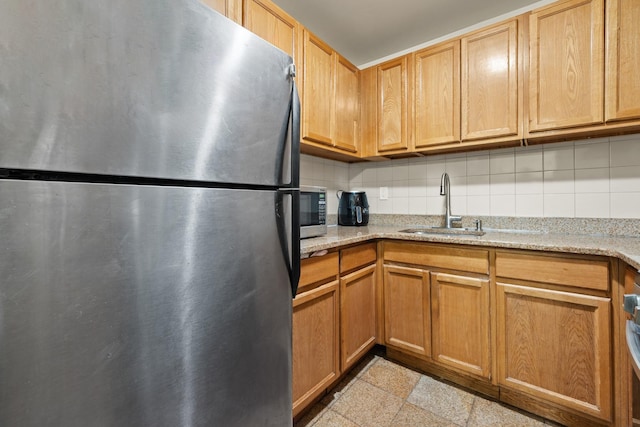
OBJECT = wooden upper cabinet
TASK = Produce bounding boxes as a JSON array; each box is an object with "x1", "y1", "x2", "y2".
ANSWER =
[
  {"x1": 200, "y1": 0, "x2": 242, "y2": 24},
  {"x1": 377, "y1": 56, "x2": 411, "y2": 153},
  {"x1": 528, "y1": 0, "x2": 604, "y2": 133},
  {"x1": 414, "y1": 41, "x2": 460, "y2": 148},
  {"x1": 462, "y1": 19, "x2": 521, "y2": 141},
  {"x1": 243, "y1": 0, "x2": 297, "y2": 57},
  {"x1": 605, "y1": 0, "x2": 640, "y2": 123},
  {"x1": 302, "y1": 31, "x2": 334, "y2": 146},
  {"x1": 334, "y1": 55, "x2": 360, "y2": 153}
]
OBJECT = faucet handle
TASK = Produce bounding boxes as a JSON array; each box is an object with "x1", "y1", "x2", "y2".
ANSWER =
[{"x1": 475, "y1": 219, "x2": 483, "y2": 231}]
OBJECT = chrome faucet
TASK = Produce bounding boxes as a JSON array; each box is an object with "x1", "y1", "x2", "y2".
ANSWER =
[{"x1": 440, "y1": 172, "x2": 461, "y2": 228}]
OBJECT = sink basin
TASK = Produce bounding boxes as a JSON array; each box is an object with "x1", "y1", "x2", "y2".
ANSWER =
[{"x1": 398, "y1": 227, "x2": 485, "y2": 236}]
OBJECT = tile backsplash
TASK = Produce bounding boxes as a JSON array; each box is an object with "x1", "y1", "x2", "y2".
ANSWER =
[{"x1": 301, "y1": 133, "x2": 640, "y2": 221}]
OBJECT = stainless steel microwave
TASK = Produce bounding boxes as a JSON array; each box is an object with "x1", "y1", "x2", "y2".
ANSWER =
[{"x1": 300, "y1": 185, "x2": 327, "y2": 239}]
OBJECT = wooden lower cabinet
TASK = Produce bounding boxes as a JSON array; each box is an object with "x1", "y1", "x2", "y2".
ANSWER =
[
  {"x1": 340, "y1": 263, "x2": 376, "y2": 371},
  {"x1": 431, "y1": 272, "x2": 490, "y2": 379},
  {"x1": 292, "y1": 280, "x2": 340, "y2": 417},
  {"x1": 383, "y1": 265, "x2": 431, "y2": 357},
  {"x1": 496, "y1": 282, "x2": 612, "y2": 423}
]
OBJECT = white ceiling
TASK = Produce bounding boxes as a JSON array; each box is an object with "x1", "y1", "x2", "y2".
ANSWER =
[{"x1": 270, "y1": 0, "x2": 554, "y2": 68}]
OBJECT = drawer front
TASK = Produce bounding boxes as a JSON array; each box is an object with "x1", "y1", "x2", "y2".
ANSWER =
[
  {"x1": 340, "y1": 243, "x2": 377, "y2": 274},
  {"x1": 300, "y1": 252, "x2": 339, "y2": 291},
  {"x1": 495, "y1": 251, "x2": 609, "y2": 291},
  {"x1": 384, "y1": 241, "x2": 489, "y2": 274}
]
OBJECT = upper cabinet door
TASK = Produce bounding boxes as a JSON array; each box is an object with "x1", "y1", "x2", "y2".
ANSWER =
[
  {"x1": 334, "y1": 55, "x2": 360, "y2": 153},
  {"x1": 414, "y1": 41, "x2": 460, "y2": 148},
  {"x1": 377, "y1": 56, "x2": 411, "y2": 153},
  {"x1": 200, "y1": 0, "x2": 242, "y2": 24},
  {"x1": 462, "y1": 19, "x2": 521, "y2": 141},
  {"x1": 302, "y1": 31, "x2": 334, "y2": 146},
  {"x1": 243, "y1": 0, "x2": 297, "y2": 58},
  {"x1": 528, "y1": 0, "x2": 604, "y2": 133},
  {"x1": 605, "y1": 0, "x2": 640, "y2": 122}
]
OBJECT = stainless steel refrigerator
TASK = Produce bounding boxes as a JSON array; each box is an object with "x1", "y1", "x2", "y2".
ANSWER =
[{"x1": 0, "y1": 1, "x2": 300, "y2": 425}]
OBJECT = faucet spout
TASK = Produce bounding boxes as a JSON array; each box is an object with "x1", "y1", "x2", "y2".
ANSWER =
[{"x1": 440, "y1": 172, "x2": 461, "y2": 228}]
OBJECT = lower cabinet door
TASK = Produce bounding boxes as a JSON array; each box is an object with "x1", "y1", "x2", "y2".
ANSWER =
[
  {"x1": 292, "y1": 280, "x2": 340, "y2": 417},
  {"x1": 340, "y1": 264, "x2": 376, "y2": 370},
  {"x1": 383, "y1": 265, "x2": 430, "y2": 357},
  {"x1": 496, "y1": 282, "x2": 612, "y2": 421},
  {"x1": 431, "y1": 272, "x2": 490, "y2": 378}
]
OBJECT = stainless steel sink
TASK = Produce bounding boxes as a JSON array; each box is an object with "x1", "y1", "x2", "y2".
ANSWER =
[{"x1": 398, "y1": 227, "x2": 485, "y2": 236}]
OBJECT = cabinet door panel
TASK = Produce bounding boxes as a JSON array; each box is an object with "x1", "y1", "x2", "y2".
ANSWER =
[
  {"x1": 462, "y1": 20, "x2": 519, "y2": 141},
  {"x1": 201, "y1": 0, "x2": 241, "y2": 23},
  {"x1": 414, "y1": 41, "x2": 460, "y2": 148},
  {"x1": 292, "y1": 280, "x2": 340, "y2": 416},
  {"x1": 431, "y1": 273, "x2": 490, "y2": 378},
  {"x1": 528, "y1": 0, "x2": 604, "y2": 132},
  {"x1": 383, "y1": 265, "x2": 430, "y2": 357},
  {"x1": 334, "y1": 55, "x2": 359, "y2": 153},
  {"x1": 302, "y1": 32, "x2": 333, "y2": 146},
  {"x1": 378, "y1": 57, "x2": 410, "y2": 152},
  {"x1": 341, "y1": 265, "x2": 376, "y2": 370},
  {"x1": 243, "y1": 0, "x2": 296, "y2": 57},
  {"x1": 605, "y1": 0, "x2": 640, "y2": 122},
  {"x1": 497, "y1": 283, "x2": 612, "y2": 421}
]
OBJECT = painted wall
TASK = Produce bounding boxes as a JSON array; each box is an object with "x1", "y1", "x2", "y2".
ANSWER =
[{"x1": 301, "y1": 133, "x2": 640, "y2": 220}]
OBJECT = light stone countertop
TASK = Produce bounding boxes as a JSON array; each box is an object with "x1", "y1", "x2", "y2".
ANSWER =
[{"x1": 301, "y1": 224, "x2": 640, "y2": 271}]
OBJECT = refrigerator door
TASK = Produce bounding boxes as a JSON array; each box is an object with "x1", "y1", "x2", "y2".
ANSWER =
[
  {"x1": 0, "y1": 0, "x2": 294, "y2": 187},
  {"x1": 0, "y1": 180, "x2": 292, "y2": 427}
]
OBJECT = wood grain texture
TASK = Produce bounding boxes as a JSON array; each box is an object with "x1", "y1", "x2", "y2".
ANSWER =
[
  {"x1": 496, "y1": 282, "x2": 612, "y2": 421},
  {"x1": 605, "y1": 0, "x2": 640, "y2": 122},
  {"x1": 377, "y1": 56, "x2": 410, "y2": 153},
  {"x1": 495, "y1": 250, "x2": 609, "y2": 291},
  {"x1": 292, "y1": 280, "x2": 340, "y2": 417},
  {"x1": 200, "y1": 0, "x2": 241, "y2": 23},
  {"x1": 302, "y1": 30, "x2": 334, "y2": 146},
  {"x1": 334, "y1": 55, "x2": 360, "y2": 153},
  {"x1": 243, "y1": 0, "x2": 297, "y2": 56},
  {"x1": 383, "y1": 241, "x2": 489, "y2": 275},
  {"x1": 414, "y1": 41, "x2": 461, "y2": 148},
  {"x1": 462, "y1": 19, "x2": 520, "y2": 141},
  {"x1": 431, "y1": 272, "x2": 490, "y2": 378},
  {"x1": 383, "y1": 265, "x2": 431, "y2": 357},
  {"x1": 340, "y1": 242, "x2": 376, "y2": 274},
  {"x1": 528, "y1": 0, "x2": 604, "y2": 133},
  {"x1": 340, "y1": 264, "x2": 377, "y2": 370},
  {"x1": 298, "y1": 251, "x2": 338, "y2": 292}
]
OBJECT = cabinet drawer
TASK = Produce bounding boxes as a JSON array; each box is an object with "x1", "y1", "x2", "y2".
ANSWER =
[
  {"x1": 384, "y1": 242, "x2": 489, "y2": 274},
  {"x1": 300, "y1": 252, "x2": 339, "y2": 291},
  {"x1": 495, "y1": 251, "x2": 609, "y2": 291},
  {"x1": 340, "y1": 243, "x2": 377, "y2": 274}
]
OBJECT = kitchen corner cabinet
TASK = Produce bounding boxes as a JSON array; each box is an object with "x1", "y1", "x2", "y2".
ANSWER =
[
  {"x1": 413, "y1": 41, "x2": 460, "y2": 149},
  {"x1": 605, "y1": 0, "x2": 640, "y2": 123},
  {"x1": 242, "y1": 0, "x2": 298, "y2": 59},
  {"x1": 300, "y1": 30, "x2": 360, "y2": 158},
  {"x1": 376, "y1": 56, "x2": 411, "y2": 154},
  {"x1": 528, "y1": 0, "x2": 605, "y2": 133},
  {"x1": 200, "y1": 0, "x2": 242, "y2": 24},
  {"x1": 340, "y1": 243, "x2": 377, "y2": 370},
  {"x1": 495, "y1": 250, "x2": 612, "y2": 423},
  {"x1": 293, "y1": 252, "x2": 340, "y2": 417}
]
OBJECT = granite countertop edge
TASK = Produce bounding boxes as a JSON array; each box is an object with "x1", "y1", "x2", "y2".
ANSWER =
[{"x1": 301, "y1": 225, "x2": 640, "y2": 271}]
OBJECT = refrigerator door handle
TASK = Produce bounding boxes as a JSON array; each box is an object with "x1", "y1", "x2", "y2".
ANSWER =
[
  {"x1": 276, "y1": 78, "x2": 301, "y2": 298},
  {"x1": 276, "y1": 189, "x2": 300, "y2": 298}
]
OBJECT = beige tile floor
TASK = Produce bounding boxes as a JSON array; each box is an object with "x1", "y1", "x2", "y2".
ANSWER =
[{"x1": 295, "y1": 353, "x2": 562, "y2": 427}]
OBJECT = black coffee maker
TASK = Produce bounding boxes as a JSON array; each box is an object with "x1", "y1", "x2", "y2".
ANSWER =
[{"x1": 337, "y1": 190, "x2": 369, "y2": 226}]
